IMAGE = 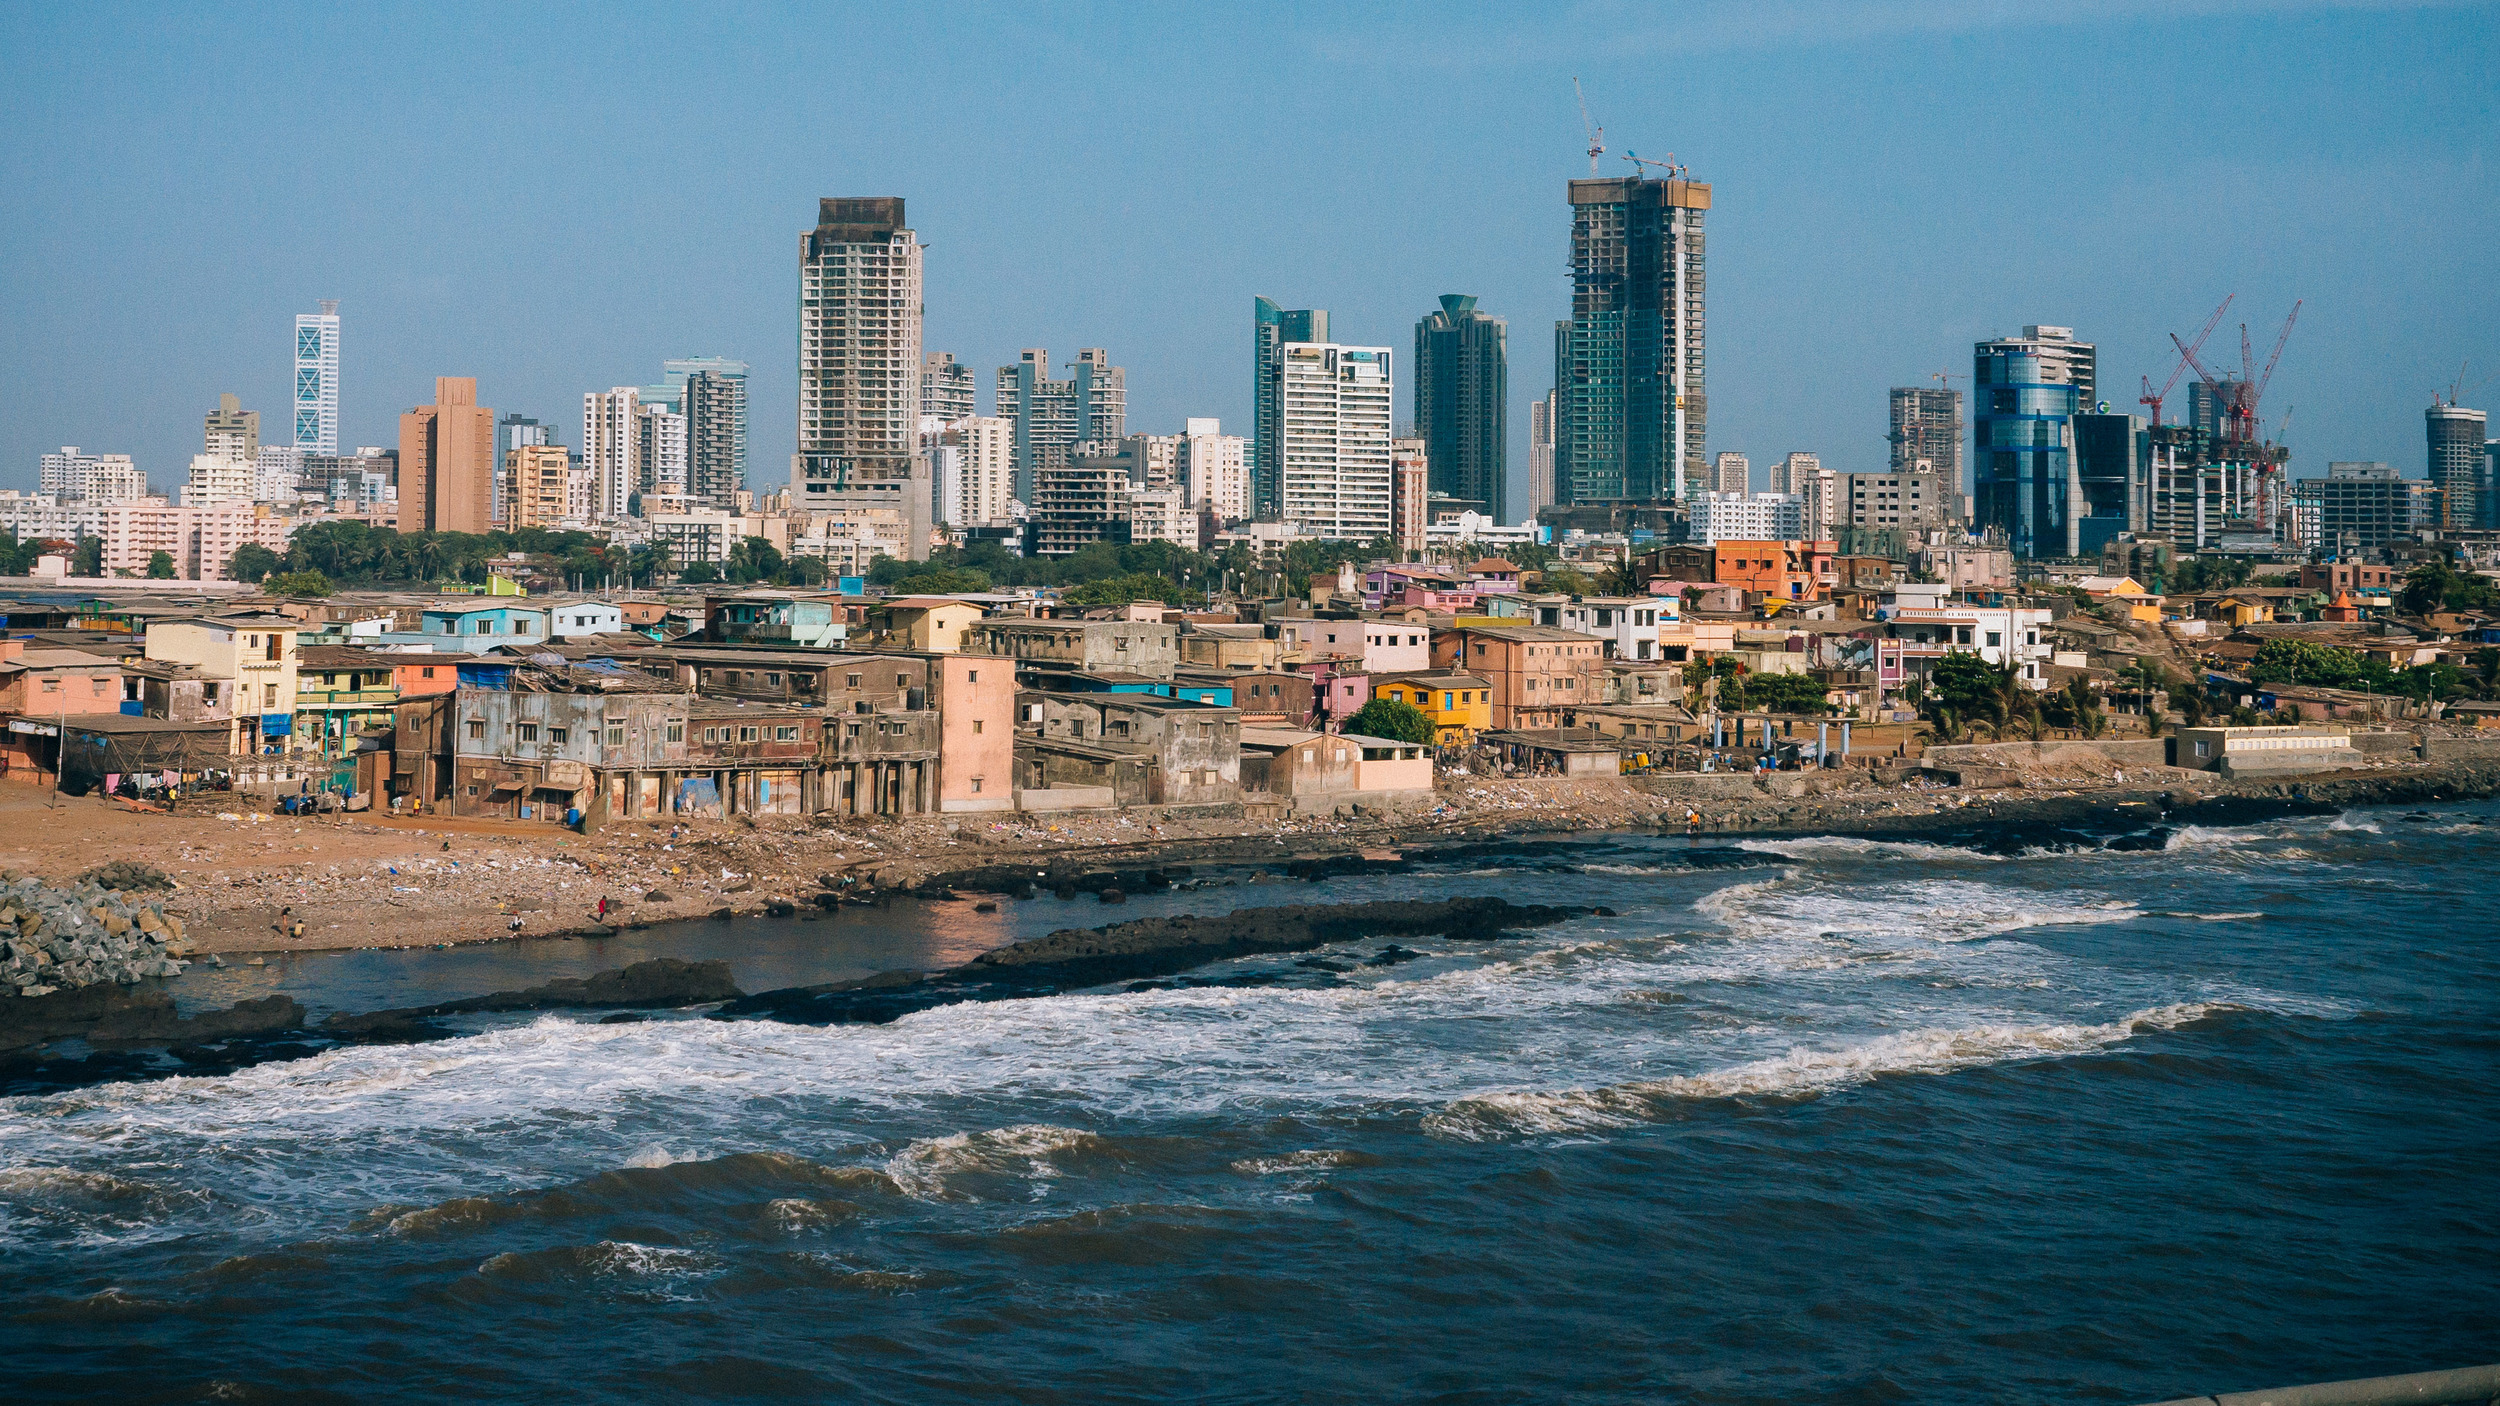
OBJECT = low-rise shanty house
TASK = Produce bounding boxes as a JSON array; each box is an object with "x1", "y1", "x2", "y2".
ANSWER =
[
  {"x1": 2205, "y1": 594, "x2": 2276, "y2": 627},
  {"x1": 144, "y1": 614, "x2": 301, "y2": 754},
  {"x1": 1180, "y1": 622, "x2": 1287, "y2": 672},
  {"x1": 1556, "y1": 703, "x2": 1696, "y2": 755},
  {"x1": 1467, "y1": 558, "x2": 1523, "y2": 593},
  {"x1": 1016, "y1": 691, "x2": 1241, "y2": 806},
  {"x1": 1369, "y1": 669, "x2": 1493, "y2": 744},
  {"x1": 1227, "y1": 670, "x2": 1316, "y2": 728},
  {"x1": 1553, "y1": 597, "x2": 1671, "y2": 660},
  {"x1": 1430, "y1": 624, "x2": 1608, "y2": 731},
  {"x1": 1590, "y1": 658, "x2": 1686, "y2": 708},
  {"x1": 1477, "y1": 728, "x2": 1625, "y2": 777},
  {"x1": 616, "y1": 600, "x2": 674, "y2": 635},
  {"x1": 368, "y1": 602, "x2": 548, "y2": 655},
  {"x1": 866, "y1": 596, "x2": 988, "y2": 653},
  {"x1": 543, "y1": 600, "x2": 628, "y2": 639},
  {"x1": 964, "y1": 618, "x2": 1180, "y2": 680},
  {"x1": 1341, "y1": 732, "x2": 1434, "y2": 799},
  {"x1": 702, "y1": 591, "x2": 850, "y2": 649},
  {"x1": 680, "y1": 699, "x2": 835, "y2": 816},
  {"x1": 1018, "y1": 737, "x2": 1154, "y2": 808},
  {"x1": 292, "y1": 645, "x2": 405, "y2": 757},
  {"x1": 1237, "y1": 727, "x2": 1358, "y2": 810},
  {"x1": 117, "y1": 659, "x2": 233, "y2": 730},
  {"x1": 0, "y1": 642, "x2": 127, "y2": 725},
  {"x1": 1025, "y1": 668, "x2": 1235, "y2": 707}
]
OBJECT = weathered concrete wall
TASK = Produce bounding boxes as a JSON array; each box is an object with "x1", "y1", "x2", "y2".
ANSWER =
[
  {"x1": 1018, "y1": 786, "x2": 1114, "y2": 812},
  {"x1": 2346, "y1": 731, "x2": 2420, "y2": 757},
  {"x1": 1923, "y1": 739, "x2": 2167, "y2": 769},
  {"x1": 2422, "y1": 736, "x2": 2500, "y2": 763}
]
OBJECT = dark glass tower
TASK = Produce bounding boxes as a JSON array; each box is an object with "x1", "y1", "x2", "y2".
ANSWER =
[
  {"x1": 1973, "y1": 325, "x2": 2094, "y2": 557},
  {"x1": 1556, "y1": 175, "x2": 1708, "y2": 505},
  {"x1": 1252, "y1": 297, "x2": 1328, "y2": 519},
  {"x1": 1414, "y1": 294, "x2": 1509, "y2": 521}
]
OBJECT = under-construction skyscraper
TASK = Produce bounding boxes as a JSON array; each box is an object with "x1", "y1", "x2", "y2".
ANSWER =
[
  {"x1": 1888, "y1": 386, "x2": 1963, "y2": 482},
  {"x1": 1554, "y1": 173, "x2": 1709, "y2": 504}
]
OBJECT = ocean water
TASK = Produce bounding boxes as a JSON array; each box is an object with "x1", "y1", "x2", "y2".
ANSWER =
[{"x1": 3, "y1": 804, "x2": 2496, "y2": 1403}]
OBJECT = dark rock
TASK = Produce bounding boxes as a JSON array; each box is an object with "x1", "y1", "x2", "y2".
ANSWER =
[
  {"x1": 1098, "y1": 888, "x2": 1125, "y2": 904},
  {"x1": 327, "y1": 959, "x2": 744, "y2": 1036},
  {"x1": 724, "y1": 880, "x2": 754, "y2": 893},
  {"x1": 974, "y1": 902, "x2": 998, "y2": 913},
  {"x1": 1593, "y1": 906, "x2": 1620, "y2": 917},
  {"x1": 597, "y1": 1012, "x2": 647, "y2": 1025},
  {"x1": 7, "y1": 987, "x2": 308, "y2": 1053},
  {"x1": 321, "y1": 1010, "x2": 455, "y2": 1042},
  {"x1": 645, "y1": 890, "x2": 672, "y2": 902},
  {"x1": 75, "y1": 860, "x2": 176, "y2": 892},
  {"x1": 810, "y1": 892, "x2": 841, "y2": 910},
  {"x1": 709, "y1": 907, "x2": 734, "y2": 921},
  {"x1": 764, "y1": 900, "x2": 796, "y2": 918}
]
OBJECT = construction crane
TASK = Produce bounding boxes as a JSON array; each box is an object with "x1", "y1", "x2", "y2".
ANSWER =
[
  {"x1": 1573, "y1": 78, "x2": 1604, "y2": 176},
  {"x1": 2142, "y1": 294, "x2": 2231, "y2": 427},
  {"x1": 1623, "y1": 149, "x2": 1686, "y2": 180},
  {"x1": 2440, "y1": 359, "x2": 2495, "y2": 407}
]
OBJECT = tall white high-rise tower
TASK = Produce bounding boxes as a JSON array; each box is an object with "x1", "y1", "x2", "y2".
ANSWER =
[{"x1": 294, "y1": 300, "x2": 341, "y2": 454}]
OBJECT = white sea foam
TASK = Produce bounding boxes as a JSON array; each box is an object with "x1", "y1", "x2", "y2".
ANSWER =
[
  {"x1": 1700, "y1": 875, "x2": 2139, "y2": 946},
  {"x1": 1735, "y1": 836, "x2": 2002, "y2": 862},
  {"x1": 885, "y1": 1124, "x2": 1101, "y2": 1201},
  {"x1": 1422, "y1": 1001, "x2": 2235, "y2": 1141}
]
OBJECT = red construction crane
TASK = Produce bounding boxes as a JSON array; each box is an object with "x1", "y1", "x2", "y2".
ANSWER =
[{"x1": 2143, "y1": 295, "x2": 2232, "y2": 427}]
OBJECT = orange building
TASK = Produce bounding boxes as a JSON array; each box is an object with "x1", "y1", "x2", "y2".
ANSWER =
[
  {"x1": 1429, "y1": 624, "x2": 1605, "y2": 730},
  {"x1": 400, "y1": 377, "x2": 497, "y2": 533},
  {"x1": 1711, "y1": 540, "x2": 1819, "y2": 603}
]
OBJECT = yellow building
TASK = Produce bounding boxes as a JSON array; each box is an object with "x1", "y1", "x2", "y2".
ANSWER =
[
  {"x1": 142, "y1": 613, "x2": 300, "y2": 754},
  {"x1": 1370, "y1": 669, "x2": 1492, "y2": 744},
  {"x1": 869, "y1": 597, "x2": 987, "y2": 653}
]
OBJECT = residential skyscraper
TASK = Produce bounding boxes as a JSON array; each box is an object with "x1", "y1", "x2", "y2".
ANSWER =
[
  {"x1": 1414, "y1": 294, "x2": 1508, "y2": 522},
  {"x1": 294, "y1": 301, "x2": 340, "y2": 454},
  {"x1": 666, "y1": 357, "x2": 748, "y2": 504},
  {"x1": 1973, "y1": 325, "x2": 2095, "y2": 557},
  {"x1": 1269, "y1": 341, "x2": 1394, "y2": 542},
  {"x1": 2289, "y1": 462, "x2": 2442, "y2": 554},
  {"x1": 582, "y1": 388, "x2": 640, "y2": 521},
  {"x1": 1768, "y1": 451, "x2": 1819, "y2": 494},
  {"x1": 38, "y1": 448, "x2": 145, "y2": 503},
  {"x1": 1528, "y1": 391, "x2": 1557, "y2": 517},
  {"x1": 400, "y1": 377, "x2": 496, "y2": 534},
  {"x1": 922, "y1": 353, "x2": 977, "y2": 424},
  {"x1": 504, "y1": 444, "x2": 570, "y2": 531},
  {"x1": 794, "y1": 197, "x2": 930, "y2": 558},
  {"x1": 1888, "y1": 386, "x2": 1964, "y2": 485},
  {"x1": 935, "y1": 416, "x2": 1013, "y2": 527},
  {"x1": 204, "y1": 394, "x2": 259, "y2": 460},
  {"x1": 2428, "y1": 401, "x2": 2489, "y2": 529},
  {"x1": 995, "y1": 348, "x2": 1125, "y2": 503},
  {"x1": 638, "y1": 401, "x2": 688, "y2": 497},
  {"x1": 1709, "y1": 451, "x2": 1750, "y2": 495},
  {"x1": 1556, "y1": 173, "x2": 1710, "y2": 504},
  {"x1": 1179, "y1": 418, "x2": 1249, "y2": 521},
  {"x1": 1253, "y1": 297, "x2": 1329, "y2": 518}
]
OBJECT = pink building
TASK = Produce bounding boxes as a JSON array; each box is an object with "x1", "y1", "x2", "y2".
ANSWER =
[{"x1": 102, "y1": 502, "x2": 295, "y2": 582}]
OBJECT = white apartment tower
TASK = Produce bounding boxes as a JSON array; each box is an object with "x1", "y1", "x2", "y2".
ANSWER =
[
  {"x1": 1689, "y1": 491, "x2": 1805, "y2": 544},
  {"x1": 38, "y1": 448, "x2": 146, "y2": 504},
  {"x1": 1178, "y1": 418, "x2": 1249, "y2": 521},
  {"x1": 937, "y1": 416, "x2": 1014, "y2": 526},
  {"x1": 1274, "y1": 342, "x2": 1395, "y2": 542},
  {"x1": 794, "y1": 197, "x2": 931, "y2": 558},
  {"x1": 1710, "y1": 451, "x2": 1750, "y2": 495},
  {"x1": 583, "y1": 388, "x2": 640, "y2": 520},
  {"x1": 294, "y1": 300, "x2": 340, "y2": 454}
]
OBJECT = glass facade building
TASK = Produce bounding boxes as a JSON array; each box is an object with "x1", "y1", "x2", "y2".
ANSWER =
[
  {"x1": 1414, "y1": 294, "x2": 1508, "y2": 521},
  {"x1": 294, "y1": 301, "x2": 340, "y2": 455},
  {"x1": 1556, "y1": 175, "x2": 1709, "y2": 505},
  {"x1": 1973, "y1": 325, "x2": 2094, "y2": 557},
  {"x1": 1253, "y1": 298, "x2": 1328, "y2": 519}
]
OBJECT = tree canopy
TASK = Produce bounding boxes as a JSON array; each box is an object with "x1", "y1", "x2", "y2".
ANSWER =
[
  {"x1": 264, "y1": 569, "x2": 333, "y2": 597},
  {"x1": 1343, "y1": 697, "x2": 1438, "y2": 744}
]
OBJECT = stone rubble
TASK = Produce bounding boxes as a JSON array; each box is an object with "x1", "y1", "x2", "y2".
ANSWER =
[{"x1": 0, "y1": 872, "x2": 192, "y2": 997}]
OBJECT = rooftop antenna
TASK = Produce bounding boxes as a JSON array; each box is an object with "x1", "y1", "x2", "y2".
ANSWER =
[{"x1": 1573, "y1": 78, "x2": 1605, "y2": 176}]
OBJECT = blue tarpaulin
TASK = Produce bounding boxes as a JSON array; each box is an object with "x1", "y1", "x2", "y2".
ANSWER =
[
  {"x1": 259, "y1": 713, "x2": 292, "y2": 737},
  {"x1": 676, "y1": 776, "x2": 721, "y2": 816}
]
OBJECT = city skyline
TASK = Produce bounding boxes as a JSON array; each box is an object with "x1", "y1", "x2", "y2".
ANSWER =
[{"x1": 3, "y1": 4, "x2": 2493, "y2": 518}]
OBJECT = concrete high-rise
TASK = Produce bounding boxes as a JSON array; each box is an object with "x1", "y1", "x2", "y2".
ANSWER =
[
  {"x1": 996, "y1": 348, "x2": 1125, "y2": 504},
  {"x1": 38, "y1": 448, "x2": 145, "y2": 503},
  {"x1": 1179, "y1": 418, "x2": 1249, "y2": 521},
  {"x1": 400, "y1": 377, "x2": 496, "y2": 534},
  {"x1": 1528, "y1": 391, "x2": 1557, "y2": 517},
  {"x1": 1974, "y1": 325, "x2": 2095, "y2": 557},
  {"x1": 2289, "y1": 462, "x2": 2442, "y2": 554},
  {"x1": 1768, "y1": 451, "x2": 1819, "y2": 494},
  {"x1": 1888, "y1": 386, "x2": 1963, "y2": 485},
  {"x1": 1270, "y1": 341, "x2": 1394, "y2": 542},
  {"x1": 294, "y1": 301, "x2": 340, "y2": 454},
  {"x1": 666, "y1": 357, "x2": 748, "y2": 506},
  {"x1": 638, "y1": 401, "x2": 688, "y2": 498},
  {"x1": 1414, "y1": 294, "x2": 1508, "y2": 522},
  {"x1": 935, "y1": 416, "x2": 1013, "y2": 527},
  {"x1": 204, "y1": 394, "x2": 259, "y2": 460},
  {"x1": 582, "y1": 389, "x2": 640, "y2": 521},
  {"x1": 503, "y1": 444, "x2": 571, "y2": 531},
  {"x1": 1253, "y1": 298, "x2": 1329, "y2": 518},
  {"x1": 1709, "y1": 451, "x2": 1750, "y2": 495},
  {"x1": 1556, "y1": 173, "x2": 1710, "y2": 504},
  {"x1": 922, "y1": 353, "x2": 977, "y2": 425},
  {"x1": 794, "y1": 197, "x2": 930, "y2": 558},
  {"x1": 2428, "y1": 401, "x2": 2489, "y2": 529},
  {"x1": 1391, "y1": 437, "x2": 1429, "y2": 556}
]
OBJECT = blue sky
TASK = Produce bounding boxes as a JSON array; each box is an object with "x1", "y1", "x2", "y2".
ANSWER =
[{"x1": 2, "y1": 1, "x2": 2492, "y2": 519}]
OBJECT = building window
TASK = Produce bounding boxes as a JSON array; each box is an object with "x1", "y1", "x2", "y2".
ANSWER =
[
  {"x1": 972, "y1": 720, "x2": 984, "y2": 734},
  {"x1": 967, "y1": 669, "x2": 979, "y2": 683},
  {"x1": 517, "y1": 723, "x2": 538, "y2": 741},
  {"x1": 740, "y1": 726, "x2": 759, "y2": 742},
  {"x1": 40, "y1": 679, "x2": 57, "y2": 693},
  {"x1": 422, "y1": 667, "x2": 436, "y2": 679},
  {"x1": 767, "y1": 673, "x2": 782, "y2": 687},
  {"x1": 847, "y1": 673, "x2": 862, "y2": 688},
  {"x1": 970, "y1": 776, "x2": 983, "y2": 793},
  {"x1": 606, "y1": 726, "x2": 624, "y2": 745},
  {"x1": 550, "y1": 727, "x2": 568, "y2": 745},
  {"x1": 775, "y1": 726, "x2": 798, "y2": 741},
  {"x1": 666, "y1": 723, "x2": 684, "y2": 743},
  {"x1": 896, "y1": 673, "x2": 909, "y2": 688},
  {"x1": 466, "y1": 720, "x2": 485, "y2": 740}
]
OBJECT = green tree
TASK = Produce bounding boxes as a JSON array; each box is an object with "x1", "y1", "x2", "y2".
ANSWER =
[
  {"x1": 228, "y1": 542, "x2": 283, "y2": 582},
  {"x1": 1342, "y1": 697, "x2": 1437, "y2": 744},
  {"x1": 2398, "y1": 559, "x2": 2499, "y2": 615},
  {"x1": 1062, "y1": 572, "x2": 1191, "y2": 607},
  {"x1": 73, "y1": 536, "x2": 103, "y2": 576},
  {"x1": 725, "y1": 536, "x2": 784, "y2": 584},
  {"x1": 887, "y1": 565, "x2": 992, "y2": 595},
  {"x1": 679, "y1": 561, "x2": 721, "y2": 585},
  {"x1": 263, "y1": 569, "x2": 332, "y2": 597},
  {"x1": 1742, "y1": 671, "x2": 1837, "y2": 715},
  {"x1": 1542, "y1": 567, "x2": 1599, "y2": 596},
  {"x1": 145, "y1": 550, "x2": 177, "y2": 579},
  {"x1": 629, "y1": 539, "x2": 674, "y2": 586}
]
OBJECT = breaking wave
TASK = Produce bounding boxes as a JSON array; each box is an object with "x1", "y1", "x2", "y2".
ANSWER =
[
  {"x1": 1422, "y1": 1001, "x2": 2238, "y2": 1141},
  {"x1": 1735, "y1": 836, "x2": 2003, "y2": 862}
]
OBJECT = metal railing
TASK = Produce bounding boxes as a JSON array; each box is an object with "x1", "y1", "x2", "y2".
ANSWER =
[{"x1": 2141, "y1": 1363, "x2": 2500, "y2": 1406}]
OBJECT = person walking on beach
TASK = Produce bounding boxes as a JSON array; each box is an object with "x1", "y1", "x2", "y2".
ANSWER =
[{"x1": 596, "y1": 896, "x2": 610, "y2": 923}]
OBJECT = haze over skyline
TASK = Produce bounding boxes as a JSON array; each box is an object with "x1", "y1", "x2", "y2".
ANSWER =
[{"x1": 3, "y1": 0, "x2": 2492, "y2": 519}]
